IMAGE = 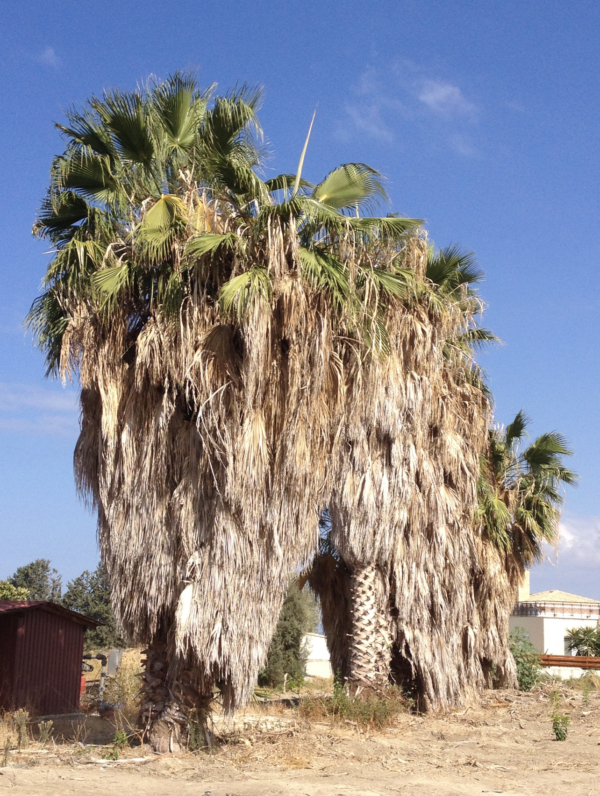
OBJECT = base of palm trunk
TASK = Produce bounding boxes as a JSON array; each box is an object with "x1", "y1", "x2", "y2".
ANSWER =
[
  {"x1": 139, "y1": 639, "x2": 213, "y2": 753},
  {"x1": 347, "y1": 563, "x2": 392, "y2": 688}
]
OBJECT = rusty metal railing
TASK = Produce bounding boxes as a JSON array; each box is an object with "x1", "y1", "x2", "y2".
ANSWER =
[{"x1": 540, "y1": 654, "x2": 600, "y2": 670}]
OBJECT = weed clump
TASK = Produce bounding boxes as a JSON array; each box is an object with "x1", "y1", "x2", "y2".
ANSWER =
[
  {"x1": 299, "y1": 680, "x2": 409, "y2": 729},
  {"x1": 509, "y1": 627, "x2": 541, "y2": 691},
  {"x1": 550, "y1": 690, "x2": 569, "y2": 741}
]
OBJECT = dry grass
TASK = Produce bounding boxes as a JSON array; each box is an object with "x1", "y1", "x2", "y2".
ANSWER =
[
  {"x1": 82, "y1": 648, "x2": 143, "y2": 711},
  {"x1": 298, "y1": 685, "x2": 410, "y2": 730}
]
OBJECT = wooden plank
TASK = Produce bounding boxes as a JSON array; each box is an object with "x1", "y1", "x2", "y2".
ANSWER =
[{"x1": 539, "y1": 654, "x2": 600, "y2": 669}]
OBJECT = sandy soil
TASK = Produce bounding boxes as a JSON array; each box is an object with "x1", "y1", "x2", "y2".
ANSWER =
[{"x1": 1, "y1": 685, "x2": 599, "y2": 796}]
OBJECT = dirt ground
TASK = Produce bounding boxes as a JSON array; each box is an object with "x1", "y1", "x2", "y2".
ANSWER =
[{"x1": 1, "y1": 685, "x2": 599, "y2": 796}]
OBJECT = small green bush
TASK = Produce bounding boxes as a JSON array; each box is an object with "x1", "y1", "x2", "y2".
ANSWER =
[
  {"x1": 550, "y1": 689, "x2": 569, "y2": 741},
  {"x1": 103, "y1": 730, "x2": 128, "y2": 760},
  {"x1": 552, "y1": 713, "x2": 569, "y2": 741},
  {"x1": 509, "y1": 627, "x2": 541, "y2": 691}
]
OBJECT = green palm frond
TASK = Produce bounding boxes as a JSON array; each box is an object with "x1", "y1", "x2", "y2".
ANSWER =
[
  {"x1": 185, "y1": 232, "x2": 242, "y2": 259},
  {"x1": 93, "y1": 263, "x2": 130, "y2": 297},
  {"x1": 313, "y1": 163, "x2": 388, "y2": 213},
  {"x1": 426, "y1": 245, "x2": 483, "y2": 295},
  {"x1": 57, "y1": 109, "x2": 116, "y2": 159},
  {"x1": 219, "y1": 265, "x2": 272, "y2": 318},
  {"x1": 479, "y1": 410, "x2": 576, "y2": 562},
  {"x1": 265, "y1": 174, "x2": 313, "y2": 194},
  {"x1": 54, "y1": 151, "x2": 121, "y2": 204},
  {"x1": 361, "y1": 266, "x2": 415, "y2": 300},
  {"x1": 137, "y1": 194, "x2": 188, "y2": 262},
  {"x1": 26, "y1": 291, "x2": 69, "y2": 376},
  {"x1": 298, "y1": 247, "x2": 349, "y2": 309},
  {"x1": 505, "y1": 410, "x2": 529, "y2": 450},
  {"x1": 348, "y1": 215, "x2": 423, "y2": 240},
  {"x1": 153, "y1": 73, "x2": 210, "y2": 152},
  {"x1": 96, "y1": 90, "x2": 155, "y2": 165},
  {"x1": 201, "y1": 87, "x2": 262, "y2": 157},
  {"x1": 34, "y1": 191, "x2": 90, "y2": 238},
  {"x1": 456, "y1": 327, "x2": 500, "y2": 351}
]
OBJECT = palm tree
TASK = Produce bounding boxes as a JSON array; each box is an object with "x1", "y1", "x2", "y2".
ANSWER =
[
  {"x1": 308, "y1": 246, "x2": 505, "y2": 705},
  {"x1": 477, "y1": 410, "x2": 577, "y2": 562},
  {"x1": 29, "y1": 73, "x2": 425, "y2": 748},
  {"x1": 565, "y1": 627, "x2": 600, "y2": 657},
  {"x1": 473, "y1": 411, "x2": 577, "y2": 687}
]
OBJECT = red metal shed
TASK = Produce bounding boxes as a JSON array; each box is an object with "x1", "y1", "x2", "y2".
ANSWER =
[{"x1": 0, "y1": 601, "x2": 99, "y2": 715}]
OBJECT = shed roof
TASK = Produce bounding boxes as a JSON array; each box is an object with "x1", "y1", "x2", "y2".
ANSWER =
[
  {"x1": 526, "y1": 590, "x2": 600, "y2": 605},
  {"x1": 0, "y1": 601, "x2": 100, "y2": 627}
]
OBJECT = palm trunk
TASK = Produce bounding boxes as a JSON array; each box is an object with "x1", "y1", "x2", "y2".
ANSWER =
[
  {"x1": 139, "y1": 636, "x2": 212, "y2": 753},
  {"x1": 347, "y1": 563, "x2": 392, "y2": 688}
]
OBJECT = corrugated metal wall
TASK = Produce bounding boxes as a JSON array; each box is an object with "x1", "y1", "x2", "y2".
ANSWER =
[
  {"x1": 0, "y1": 614, "x2": 18, "y2": 710},
  {"x1": 0, "y1": 608, "x2": 85, "y2": 715}
]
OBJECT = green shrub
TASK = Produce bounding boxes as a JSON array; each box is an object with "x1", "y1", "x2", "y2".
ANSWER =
[{"x1": 509, "y1": 627, "x2": 541, "y2": 691}]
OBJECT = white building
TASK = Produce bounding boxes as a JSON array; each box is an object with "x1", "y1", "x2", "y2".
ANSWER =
[
  {"x1": 509, "y1": 572, "x2": 600, "y2": 677},
  {"x1": 304, "y1": 632, "x2": 333, "y2": 679}
]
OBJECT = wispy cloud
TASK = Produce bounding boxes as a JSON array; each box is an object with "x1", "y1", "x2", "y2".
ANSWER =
[
  {"x1": 37, "y1": 46, "x2": 60, "y2": 68},
  {"x1": 339, "y1": 63, "x2": 480, "y2": 157},
  {"x1": 0, "y1": 382, "x2": 78, "y2": 438},
  {"x1": 532, "y1": 515, "x2": 600, "y2": 600},
  {"x1": 417, "y1": 79, "x2": 477, "y2": 118},
  {"x1": 342, "y1": 103, "x2": 394, "y2": 143},
  {"x1": 550, "y1": 517, "x2": 600, "y2": 571}
]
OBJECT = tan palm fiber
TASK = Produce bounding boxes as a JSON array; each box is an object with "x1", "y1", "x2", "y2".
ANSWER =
[
  {"x1": 326, "y1": 239, "x2": 517, "y2": 707},
  {"x1": 64, "y1": 181, "x2": 429, "y2": 729}
]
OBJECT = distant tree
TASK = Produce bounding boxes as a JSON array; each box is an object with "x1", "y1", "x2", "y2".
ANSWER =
[
  {"x1": 9, "y1": 559, "x2": 62, "y2": 601},
  {"x1": 0, "y1": 581, "x2": 29, "y2": 600},
  {"x1": 258, "y1": 584, "x2": 319, "y2": 689},
  {"x1": 62, "y1": 563, "x2": 126, "y2": 650}
]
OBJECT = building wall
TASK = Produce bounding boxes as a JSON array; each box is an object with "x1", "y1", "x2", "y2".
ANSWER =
[
  {"x1": 304, "y1": 633, "x2": 333, "y2": 679},
  {"x1": 542, "y1": 617, "x2": 599, "y2": 656},
  {"x1": 544, "y1": 665, "x2": 600, "y2": 679},
  {"x1": 509, "y1": 616, "x2": 545, "y2": 653},
  {"x1": 510, "y1": 615, "x2": 599, "y2": 660}
]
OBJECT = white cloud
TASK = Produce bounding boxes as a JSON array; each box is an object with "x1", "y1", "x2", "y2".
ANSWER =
[
  {"x1": 0, "y1": 382, "x2": 78, "y2": 437},
  {"x1": 531, "y1": 516, "x2": 600, "y2": 599},
  {"x1": 549, "y1": 517, "x2": 600, "y2": 571},
  {"x1": 417, "y1": 79, "x2": 477, "y2": 118},
  {"x1": 37, "y1": 47, "x2": 60, "y2": 68}
]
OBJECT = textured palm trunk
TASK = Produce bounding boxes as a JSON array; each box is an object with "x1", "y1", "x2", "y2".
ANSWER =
[
  {"x1": 139, "y1": 636, "x2": 212, "y2": 753},
  {"x1": 347, "y1": 563, "x2": 392, "y2": 688}
]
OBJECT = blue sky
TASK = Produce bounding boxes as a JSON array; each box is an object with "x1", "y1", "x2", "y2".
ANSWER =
[{"x1": 1, "y1": 0, "x2": 599, "y2": 596}]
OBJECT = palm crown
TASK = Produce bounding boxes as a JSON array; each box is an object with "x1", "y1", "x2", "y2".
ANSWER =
[
  {"x1": 477, "y1": 410, "x2": 577, "y2": 564},
  {"x1": 30, "y1": 73, "x2": 432, "y2": 376}
]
